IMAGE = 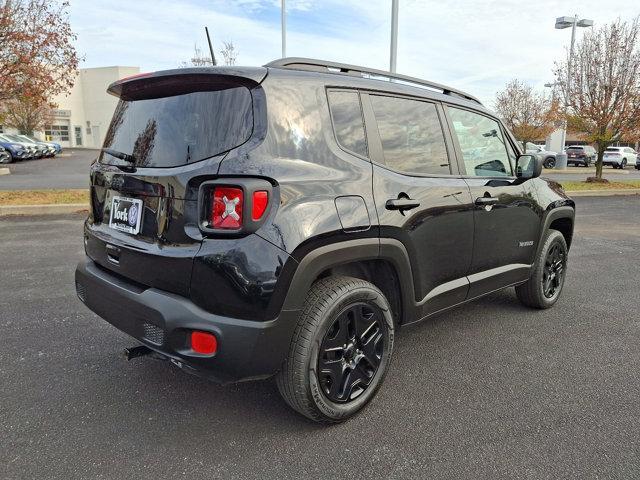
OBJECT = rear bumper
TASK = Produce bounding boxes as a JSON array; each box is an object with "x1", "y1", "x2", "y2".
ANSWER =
[
  {"x1": 75, "y1": 258, "x2": 299, "y2": 384},
  {"x1": 567, "y1": 157, "x2": 587, "y2": 164}
]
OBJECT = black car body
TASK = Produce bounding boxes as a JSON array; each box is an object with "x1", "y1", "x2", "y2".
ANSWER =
[
  {"x1": 566, "y1": 145, "x2": 596, "y2": 166},
  {"x1": 76, "y1": 59, "x2": 575, "y2": 421}
]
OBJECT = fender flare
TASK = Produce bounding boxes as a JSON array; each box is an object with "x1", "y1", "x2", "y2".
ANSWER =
[
  {"x1": 535, "y1": 206, "x2": 575, "y2": 259},
  {"x1": 280, "y1": 238, "x2": 416, "y2": 323}
]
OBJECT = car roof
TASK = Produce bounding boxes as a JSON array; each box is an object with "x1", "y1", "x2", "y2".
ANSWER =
[{"x1": 264, "y1": 57, "x2": 488, "y2": 113}]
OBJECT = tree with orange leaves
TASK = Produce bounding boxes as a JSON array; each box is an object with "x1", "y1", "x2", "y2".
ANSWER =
[
  {"x1": 494, "y1": 79, "x2": 559, "y2": 151},
  {"x1": 0, "y1": 0, "x2": 79, "y2": 133},
  {"x1": 554, "y1": 17, "x2": 640, "y2": 180}
]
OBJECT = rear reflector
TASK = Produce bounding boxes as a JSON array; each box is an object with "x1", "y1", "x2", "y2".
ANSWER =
[
  {"x1": 191, "y1": 331, "x2": 218, "y2": 355},
  {"x1": 252, "y1": 191, "x2": 268, "y2": 220},
  {"x1": 212, "y1": 186, "x2": 243, "y2": 229}
]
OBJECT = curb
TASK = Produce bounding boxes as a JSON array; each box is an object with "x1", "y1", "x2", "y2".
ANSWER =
[
  {"x1": 565, "y1": 188, "x2": 640, "y2": 197},
  {"x1": 0, "y1": 203, "x2": 89, "y2": 216},
  {"x1": 0, "y1": 168, "x2": 9, "y2": 176},
  {"x1": 544, "y1": 169, "x2": 629, "y2": 175}
]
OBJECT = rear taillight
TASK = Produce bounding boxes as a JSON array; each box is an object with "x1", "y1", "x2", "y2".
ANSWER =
[
  {"x1": 211, "y1": 186, "x2": 243, "y2": 230},
  {"x1": 252, "y1": 191, "x2": 268, "y2": 221},
  {"x1": 199, "y1": 179, "x2": 273, "y2": 235}
]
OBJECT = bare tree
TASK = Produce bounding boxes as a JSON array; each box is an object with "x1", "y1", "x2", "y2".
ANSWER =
[
  {"x1": 220, "y1": 41, "x2": 238, "y2": 66},
  {"x1": 179, "y1": 44, "x2": 215, "y2": 68},
  {"x1": 494, "y1": 79, "x2": 558, "y2": 150},
  {"x1": 554, "y1": 17, "x2": 640, "y2": 180}
]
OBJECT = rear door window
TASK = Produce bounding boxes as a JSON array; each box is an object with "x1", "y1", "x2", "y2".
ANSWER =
[
  {"x1": 369, "y1": 95, "x2": 450, "y2": 175},
  {"x1": 327, "y1": 90, "x2": 368, "y2": 157},
  {"x1": 101, "y1": 86, "x2": 253, "y2": 168}
]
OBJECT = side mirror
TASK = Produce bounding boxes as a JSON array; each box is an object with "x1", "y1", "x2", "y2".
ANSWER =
[{"x1": 516, "y1": 154, "x2": 542, "y2": 179}]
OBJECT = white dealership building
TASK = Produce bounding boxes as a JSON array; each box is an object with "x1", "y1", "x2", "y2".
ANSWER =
[{"x1": 1, "y1": 66, "x2": 139, "y2": 149}]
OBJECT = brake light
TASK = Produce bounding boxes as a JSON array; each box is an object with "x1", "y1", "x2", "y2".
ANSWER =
[
  {"x1": 211, "y1": 186, "x2": 243, "y2": 229},
  {"x1": 252, "y1": 191, "x2": 268, "y2": 220},
  {"x1": 191, "y1": 331, "x2": 218, "y2": 355}
]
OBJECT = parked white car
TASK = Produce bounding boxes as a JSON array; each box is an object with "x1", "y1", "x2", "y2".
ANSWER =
[{"x1": 603, "y1": 147, "x2": 637, "y2": 169}]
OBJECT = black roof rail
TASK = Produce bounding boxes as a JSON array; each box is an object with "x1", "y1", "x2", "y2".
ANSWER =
[{"x1": 265, "y1": 57, "x2": 482, "y2": 105}]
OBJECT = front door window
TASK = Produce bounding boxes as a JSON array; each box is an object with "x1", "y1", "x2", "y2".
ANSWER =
[{"x1": 448, "y1": 107, "x2": 512, "y2": 177}]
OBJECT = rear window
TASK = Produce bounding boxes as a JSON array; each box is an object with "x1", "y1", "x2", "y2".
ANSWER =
[
  {"x1": 567, "y1": 146, "x2": 584, "y2": 150},
  {"x1": 606, "y1": 148, "x2": 621, "y2": 151},
  {"x1": 100, "y1": 86, "x2": 253, "y2": 168}
]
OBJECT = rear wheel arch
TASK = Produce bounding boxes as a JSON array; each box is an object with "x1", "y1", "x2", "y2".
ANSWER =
[{"x1": 280, "y1": 238, "x2": 415, "y2": 325}]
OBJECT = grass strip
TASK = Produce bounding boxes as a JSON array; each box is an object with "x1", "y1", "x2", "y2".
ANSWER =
[{"x1": 0, "y1": 189, "x2": 89, "y2": 206}]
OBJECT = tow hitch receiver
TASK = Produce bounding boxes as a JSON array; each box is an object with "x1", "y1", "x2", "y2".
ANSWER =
[{"x1": 124, "y1": 345, "x2": 155, "y2": 361}]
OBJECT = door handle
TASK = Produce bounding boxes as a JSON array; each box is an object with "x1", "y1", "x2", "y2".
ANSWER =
[
  {"x1": 385, "y1": 197, "x2": 421, "y2": 211},
  {"x1": 475, "y1": 196, "x2": 499, "y2": 206}
]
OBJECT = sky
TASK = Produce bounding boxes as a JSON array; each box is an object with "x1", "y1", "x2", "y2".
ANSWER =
[{"x1": 69, "y1": 0, "x2": 639, "y2": 106}]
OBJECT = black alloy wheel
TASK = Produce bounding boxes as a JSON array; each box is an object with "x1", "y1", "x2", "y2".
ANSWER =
[
  {"x1": 317, "y1": 303, "x2": 384, "y2": 403},
  {"x1": 516, "y1": 229, "x2": 568, "y2": 309},
  {"x1": 276, "y1": 276, "x2": 394, "y2": 423},
  {"x1": 542, "y1": 242, "x2": 566, "y2": 299}
]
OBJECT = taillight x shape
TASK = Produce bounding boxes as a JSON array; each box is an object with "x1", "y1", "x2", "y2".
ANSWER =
[{"x1": 212, "y1": 186, "x2": 243, "y2": 229}]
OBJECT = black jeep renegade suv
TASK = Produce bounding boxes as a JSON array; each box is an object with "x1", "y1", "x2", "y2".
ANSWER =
[{"x1": 75, "y1": 58, "x2": 575, "y2": 422}]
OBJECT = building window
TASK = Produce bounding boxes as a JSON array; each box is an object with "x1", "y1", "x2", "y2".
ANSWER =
[
  {"x1": 74, "y1": 126, "x2": 83, "y2": 146},
  {"x1": 86, "y1": 120, "x2": 92, "y2": 135},
  {"x1": 44, "y1": 124, "x2": 70, "y2": 142}
]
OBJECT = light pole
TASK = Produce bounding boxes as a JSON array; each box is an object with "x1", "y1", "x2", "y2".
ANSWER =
[
  {"x1": 281, "y1": 0, "x2": 286, "y2": 58},
  {"x1": 554, "y1": 15, "x2": 593, "y2": 167},
  {"x1": 390, "y1": 0, "x2": 399, "y2": 72}
]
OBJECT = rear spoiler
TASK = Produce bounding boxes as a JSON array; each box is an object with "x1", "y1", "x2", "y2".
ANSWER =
[{"x1": 107, "y1": 67, "x2": 268, "y2": 100}]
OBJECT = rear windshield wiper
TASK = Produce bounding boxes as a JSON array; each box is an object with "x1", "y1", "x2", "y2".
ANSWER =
[{"x1": 101, "y1": 148, "x2": 136, "y2": 164}]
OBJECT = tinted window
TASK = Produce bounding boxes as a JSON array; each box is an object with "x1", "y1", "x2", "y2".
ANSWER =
[
  {"x1": 448, "y1": 107, "x2": 512, "y2": 176},
  {"x1": 370, "y1": 95, "x2": 449, "y2": 175},
  {"x1": 328, "y1": 91, "x2": 367, "y2": 157},
  {"x1": 100, "y1": 86, "x2": 253, "y2": 168}
]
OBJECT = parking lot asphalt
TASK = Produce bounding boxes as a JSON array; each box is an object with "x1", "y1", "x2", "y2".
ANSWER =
[
  {"x1": 0, "y1": 149, "x2": 639, "y2": 191},
  {"x1": 0, "y1": 149, "x2": 96, "y2": 190},
  {"x1": 1, "y1": 196, "x2": 639, "y2": 479}
]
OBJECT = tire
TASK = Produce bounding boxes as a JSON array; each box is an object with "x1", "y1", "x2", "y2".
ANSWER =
[
  {"x1": 543, "y1": 157, "x2": 556, "y2": 169},
  {"x1": 584, "y1": 158, "x2": 591, "y2": 167},
  {"x1": 0, "y1": 153, "x2": 11, "y2": 164},
  {"x1": 276, "y1": 276, "x2": 395, "y2": 423},
  {"x1": 516, "y1": 229, "x2": 568, "y2": 309},
  {"x1": 622, "y1": 159, "x2": 627, "y2": 169}
]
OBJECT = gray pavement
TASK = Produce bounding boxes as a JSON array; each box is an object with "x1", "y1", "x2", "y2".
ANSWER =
[
  {"x1": 1, "y1": 196, "x2": 640, "y2": 479},
  {"x1": 544, "y1": 166, "x2": 640, "y2": 182},
  {"x1": 0, "y1": 149, "x2": 96, "y2": 190}
]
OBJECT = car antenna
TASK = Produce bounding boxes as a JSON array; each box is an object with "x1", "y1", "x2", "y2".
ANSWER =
[{"x1": 205, "y1": 26, "x2": 216, "y2": 66}]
